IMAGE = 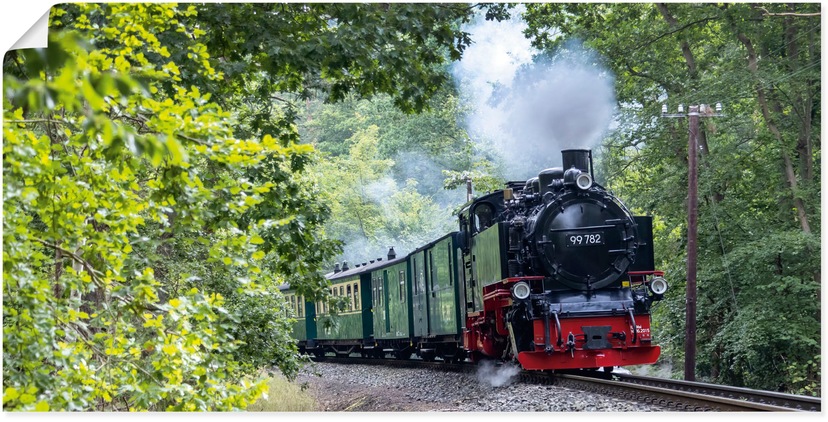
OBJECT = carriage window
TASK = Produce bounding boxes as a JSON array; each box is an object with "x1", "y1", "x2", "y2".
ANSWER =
[
  {"x1": 399, "y1": 270, "x2": 405, "y2": 302},
  {"x1": 448, "y1": 244, "x2": 453, "y2": 286},
  {"x1": 429, "y1": 251, "x2": 435, "y2": 290},
  {"x1": 346, "y1": 285, "x2": 352, "y2": 310},
  {"x1": 298, "y1": 297, "x2": 303, "y2": 317},
  {"x1": 354, "y1": 284, "x2": 360, "y2": 310},
  {"x1": 473, "y1": 203, "x2": 495, "y2": 232},
  {"x1": 413, "y1": 258, "x2": 418, "y2": 294}
]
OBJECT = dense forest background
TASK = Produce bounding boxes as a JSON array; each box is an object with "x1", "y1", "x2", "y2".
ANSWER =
[{"x1": 2, "y1": 3, "x2": 820, "y2": 411}]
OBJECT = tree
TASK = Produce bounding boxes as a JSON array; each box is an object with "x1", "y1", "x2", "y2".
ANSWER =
[{"x1": 3, "y1": 18, "x2": 282, "y2": 409}]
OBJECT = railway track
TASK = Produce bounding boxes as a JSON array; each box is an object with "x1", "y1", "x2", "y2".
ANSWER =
[
  {"x1": 311, "y1": 355, "x2": 820, "y2": 412},
  {"x1": 551, "y1": 373, "x2": 819, "y2": 411}
]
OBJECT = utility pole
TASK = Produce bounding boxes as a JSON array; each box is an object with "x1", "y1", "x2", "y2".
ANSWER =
[{"x1": 662, "y1": 102, "x2": 722, "y2": 382}]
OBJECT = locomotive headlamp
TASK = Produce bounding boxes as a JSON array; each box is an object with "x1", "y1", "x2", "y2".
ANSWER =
[
  {"x1": 575, "y1": 173, "x2": 593, "y2": 190},
  {"x1": 511, "y1": 281, "x2": 531, "y2": 300},
  {"x1": 649, "y1": 277, "x2": 669, "y2": 295}
]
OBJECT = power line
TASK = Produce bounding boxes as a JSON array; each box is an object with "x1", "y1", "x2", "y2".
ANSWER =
[{"x1": 660, "y1": 21, "x2": 821, "y2": 108}]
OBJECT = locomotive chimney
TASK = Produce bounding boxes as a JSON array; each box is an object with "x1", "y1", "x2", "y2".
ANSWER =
[
  {"x1": 466, "y1": 176, "x2": 473, "y2": 202},
  {"x1": 562, "y1": 149, "x2": 592, "y2": 175},
  {"x1": 342, "y1": 261, "x2": 349, "y2": 271},
  {"x1": 334, "y1": 263, "x2": 341, "y2": 273},
  {"x1": 387, "y1": 246, "x2": 396, "y2": 260}
]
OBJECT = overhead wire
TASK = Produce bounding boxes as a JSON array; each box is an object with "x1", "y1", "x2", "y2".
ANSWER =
[
  {"x1": 676, "y1": 20, "x2": 821, "y2": 108},
  {"x1": 703, "y1": 162, "x2": 739, "y2": 313}
]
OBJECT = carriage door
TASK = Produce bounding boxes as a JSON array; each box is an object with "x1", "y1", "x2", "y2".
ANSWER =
[
  {"x1": 383, "y1": 270, "x2": 390, "y2": 334},
  {"x1": 412, "y1": 254, "x2": 428, "y2": 337}
]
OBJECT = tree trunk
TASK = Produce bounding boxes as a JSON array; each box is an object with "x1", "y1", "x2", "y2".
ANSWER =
[
  {"x1": 783, "y1": 7, "x2": 816, "y2": 185},
  {"x1": 735, "y1": 32, "x2": 811, "y2": 234},
  {"x1": 54, "y1": 245, "x2": 64, "y2": 298},
  {"x1": 656, "y1": 3, "x2": 698, "y2": 78}
]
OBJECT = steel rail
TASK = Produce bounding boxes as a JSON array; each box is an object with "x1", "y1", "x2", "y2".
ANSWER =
[
  {"x1": 554, "y1": 374, "x2": 798, "y2": 411},
  {"x1": 612, "y1": 373, "x2": 821, "y2": 412}
]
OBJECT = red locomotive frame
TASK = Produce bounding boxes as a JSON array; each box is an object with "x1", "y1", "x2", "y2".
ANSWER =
[{"x1": 464, "y1": 272, "x2": 663, "y2": 370}]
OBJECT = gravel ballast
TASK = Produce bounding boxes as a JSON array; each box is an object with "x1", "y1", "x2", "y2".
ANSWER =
[{"x1": 297, "y1": 361, "x2": 668, "y2": 412}]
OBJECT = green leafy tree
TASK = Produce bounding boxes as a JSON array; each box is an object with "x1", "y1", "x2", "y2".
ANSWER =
[{"x1": 3, "y1": 21, "x2": 280, "y2": 410}]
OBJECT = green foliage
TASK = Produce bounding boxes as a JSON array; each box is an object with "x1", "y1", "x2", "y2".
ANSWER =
[
  {"x1": 311, "y1": 126, "x2": 456, "y2": 262},
  {"x1": 172, "y1": 2, "x2": 486, "y2": 136},
  {"x1": 3, "y1": 26, "x2": 276, "y2": 410},
  {"x1": 524, "y1": 3, "x2": 820, "y2": 393}
]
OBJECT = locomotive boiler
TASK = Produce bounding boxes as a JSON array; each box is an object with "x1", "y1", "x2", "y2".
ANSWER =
[{"x1": 458, "y1": 149, "x2": 667, "y2": 370}]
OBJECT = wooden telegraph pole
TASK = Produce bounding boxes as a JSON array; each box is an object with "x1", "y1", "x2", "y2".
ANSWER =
[
  {"x1": 685, "y1": 106, "x2": 699, "y2": 382},
  {"x1": 661, "y1": 102, "x2": 722, "y2": 382}
]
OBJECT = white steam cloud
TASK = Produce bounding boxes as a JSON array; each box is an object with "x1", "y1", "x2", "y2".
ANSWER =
[
  {"x1": 476, "y1": 360, "x2": 521, "y2": 388},
  {"x1": 453, "y1": 10, "x2": 617, "y2": 180}
]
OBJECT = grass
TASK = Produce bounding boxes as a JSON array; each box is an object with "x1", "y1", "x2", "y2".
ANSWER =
[{"x1": 247, "y1": 374, "x2": 317, "y2": 412}]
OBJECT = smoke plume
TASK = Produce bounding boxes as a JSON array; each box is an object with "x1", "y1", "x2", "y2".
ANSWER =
[{"x1": 453, "y1": 10, "x2": 617, "y2": 180}]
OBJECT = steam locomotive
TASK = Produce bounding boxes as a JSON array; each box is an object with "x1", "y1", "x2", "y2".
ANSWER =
[{"x1": 282, "y1": 149, "x2": 667, "y2": 371}]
